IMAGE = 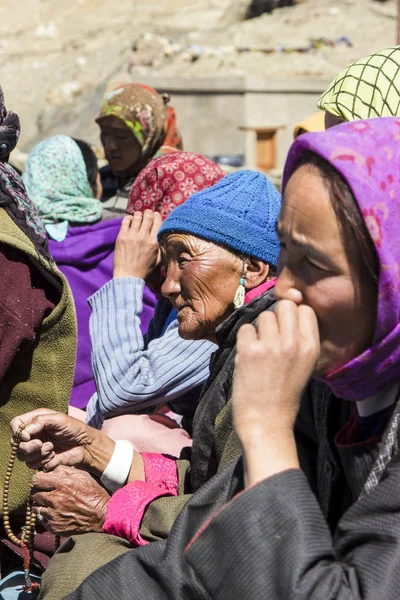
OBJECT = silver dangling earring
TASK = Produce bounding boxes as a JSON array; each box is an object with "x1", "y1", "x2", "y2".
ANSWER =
[{"x1": 233, "y1": 259, "x2": 246, "y2": 310}]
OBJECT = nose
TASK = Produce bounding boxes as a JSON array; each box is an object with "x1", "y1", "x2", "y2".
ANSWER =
[
  {"x1": 161, "y1": 263, "x2": 181, "y2": 301},
  {"x1": 275, "y1": 264, "x2": 303, "y2": 305},
  {"x1": 103, "y1": 135, "x2": 118, "y2": 153}
]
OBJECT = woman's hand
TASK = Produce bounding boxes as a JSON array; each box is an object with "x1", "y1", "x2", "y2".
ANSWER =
[
  {"x1": 10, "y1": 409, "x2": 115, "y2": 476},
  {"x1": 31, "y1": 466, "x2": 110, "y2": 536},
  {"x1": 232, "y1": 300, "x2": 320, "y2": 486},
  {"x1": 113, "y1": 210, "x2": 163, "y2": 280}
]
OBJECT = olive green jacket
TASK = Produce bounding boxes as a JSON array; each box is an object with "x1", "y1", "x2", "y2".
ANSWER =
[{"x1": 0, "y1": 208, "x2": 77, "y2": 518}]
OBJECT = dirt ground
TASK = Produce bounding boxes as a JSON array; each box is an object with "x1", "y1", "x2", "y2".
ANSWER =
[{"x1": 0, "y1": 0, "x2": 397, "y2": 151}]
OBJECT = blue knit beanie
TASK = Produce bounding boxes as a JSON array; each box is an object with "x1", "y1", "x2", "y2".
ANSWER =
[{"x1": 158, "y1": 170, "x2": 281, "y2": 266}]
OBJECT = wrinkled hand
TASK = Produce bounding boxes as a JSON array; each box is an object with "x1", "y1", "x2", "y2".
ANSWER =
[
  {"x1": 10, "y1": 409, "x2": 96, "y2": 472},
  {"x1": 113, "y1": 210, "x2": 162, "y2": 280},
  {"x1": 31, "y1": 466, "x2": 110, "y2": 536},
  {"x1": 232, "y1": 300, "x2": 320, "y2": 448}
]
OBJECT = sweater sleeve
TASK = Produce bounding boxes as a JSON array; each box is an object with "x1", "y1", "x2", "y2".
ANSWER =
[
  {"x1": 0, "y1": 244, "x2": 55, "y2": 382},
  {"x1": 185, "y1": 467, "x2": 400, "y2": 600},
  {"x1": 102, "y1": 453, "x2": 180, "y2": 546},
  {"x1": 87, "y1": 277, "x2": 215, "y2": 428}
]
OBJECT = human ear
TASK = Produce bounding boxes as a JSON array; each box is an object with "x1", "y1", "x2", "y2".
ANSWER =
[{"x1": 244, "y1": 258, "x2": 270, "y2": 291}]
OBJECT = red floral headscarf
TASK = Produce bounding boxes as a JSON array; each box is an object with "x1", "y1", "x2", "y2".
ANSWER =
[{"x1": 126, "y1": 152, "x2": 225, "y2": 221}]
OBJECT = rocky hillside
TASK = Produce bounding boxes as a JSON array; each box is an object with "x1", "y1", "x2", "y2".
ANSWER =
[{"x1": 0, "y1": 0, "x2": 397, "y2": 151}]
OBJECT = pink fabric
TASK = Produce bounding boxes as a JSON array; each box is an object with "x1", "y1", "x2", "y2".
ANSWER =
[
  {"x1": 142, "y1": 452, "x2": 179, "y2": 488},
  {"x1": 102, "y1": 453, "x2": 178, "y2": 546},
  {"x1": 101, "y1": 412, "x2": 192, "y2": 457},
  {"x1": 244, "y1": 278, "x2": 276, "y2": 305}
]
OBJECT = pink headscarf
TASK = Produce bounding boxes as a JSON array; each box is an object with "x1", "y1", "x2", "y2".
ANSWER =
[
  {"x1": 127, "y1": 152, "x2": 225, "y2": 221},
  {"x1": 283, "y1": 117, "x2": 400, "y2": 400}
]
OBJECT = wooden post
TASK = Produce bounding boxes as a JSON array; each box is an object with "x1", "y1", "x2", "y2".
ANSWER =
[{"x1": 398, "y1": 0, "x2": 400, "y2": 45}]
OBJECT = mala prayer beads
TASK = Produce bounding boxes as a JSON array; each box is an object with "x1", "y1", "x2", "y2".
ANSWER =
[{"x1": 2, "y1": 423, "x2": 60, "y2": 593}]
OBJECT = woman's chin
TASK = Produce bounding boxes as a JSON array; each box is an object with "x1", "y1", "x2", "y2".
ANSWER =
[
  {"x1": 177, "y1": 318, "x2": 205, "y2": 342},
  {"x1": 177, "y1": 320, "x2": 196, "y2": 341}
]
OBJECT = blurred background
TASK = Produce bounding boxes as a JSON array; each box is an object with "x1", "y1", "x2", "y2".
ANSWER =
[{"x1": 1, "y1": 0, "x2": 398, "y2": 176}]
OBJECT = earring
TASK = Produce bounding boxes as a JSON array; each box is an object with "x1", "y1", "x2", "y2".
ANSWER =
[{"x1": 233, "y1": 259, "x2": 246, "y2": 310}]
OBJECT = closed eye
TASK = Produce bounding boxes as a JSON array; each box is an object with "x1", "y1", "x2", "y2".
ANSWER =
[
  {"x1": 306, "y1": 258, "x2": 328, "y2": 273},
  {"x1": 177, "y1": 253, "x2": 192, "y2": 267}
]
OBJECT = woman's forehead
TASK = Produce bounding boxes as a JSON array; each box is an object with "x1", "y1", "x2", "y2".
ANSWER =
[
  {"x1": 99, "y1": 117, "x2": 130, "y2": 132},
  {"x1": 161, "y1": 233, "x2": 223, "y2": 256},
  {"x1": 161, "y1": 233, "x2": 198, "y2": 253},
  {"x1": 281, "y1": 166, "x2": 343, "y2": 249}
]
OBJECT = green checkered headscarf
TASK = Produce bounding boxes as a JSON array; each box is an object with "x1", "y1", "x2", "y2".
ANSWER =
[{"x1": 318, "y1": 46, "x2": 400, "y2": 121}]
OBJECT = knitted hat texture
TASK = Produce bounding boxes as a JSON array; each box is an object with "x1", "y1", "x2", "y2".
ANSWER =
[{"x1": 158, "y1": 170, "x2": 281, "y2": 266}]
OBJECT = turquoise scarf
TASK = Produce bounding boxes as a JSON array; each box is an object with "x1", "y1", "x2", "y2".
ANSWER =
[{"x1": 23, "y1": 135, "x2": 102, "y2": 241}]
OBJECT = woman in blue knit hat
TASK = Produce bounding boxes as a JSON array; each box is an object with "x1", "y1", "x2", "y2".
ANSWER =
[{"x1": 11, "y1": 170, "x2": 281, "y2": 585}]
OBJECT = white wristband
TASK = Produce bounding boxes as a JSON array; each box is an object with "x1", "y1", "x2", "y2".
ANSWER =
[{"x1": 100, "y1": 440, "x2": 134, "y2": 493}]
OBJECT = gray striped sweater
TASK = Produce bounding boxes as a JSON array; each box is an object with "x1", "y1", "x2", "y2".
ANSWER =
[{"x1": 85, "y1": 277, "x2": 216, "y2": 429}]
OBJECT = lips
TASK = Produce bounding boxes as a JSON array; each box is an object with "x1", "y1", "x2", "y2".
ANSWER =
[{"x1": 175, "y1": 304, "x2": 190, "y2": 319}]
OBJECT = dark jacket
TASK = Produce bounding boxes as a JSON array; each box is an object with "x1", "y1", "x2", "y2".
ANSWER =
[
  {"x1": 47, "y1": 380, "x2": 400, "y2": 600},
  {"x1": 138, "y1": 289, "x2": 277, "y2": 542},
  {"x1": 185, "y1": 386, "x2": 400, "y2": 600}
]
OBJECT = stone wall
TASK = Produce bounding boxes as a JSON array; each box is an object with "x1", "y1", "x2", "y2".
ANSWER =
[
  {"x1": 123, "y1": 75, "x2": 330, "y2": 168},
  {"x1": 29, "y1": 74, "x2": 330, "y2": 170}
]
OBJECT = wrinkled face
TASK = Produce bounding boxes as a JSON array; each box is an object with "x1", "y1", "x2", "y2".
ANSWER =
[
  {"x1": 160, "y1": 234, "x2": 242, "y2": 342},
  {"x1": 99, "y1": 116, "x2": 141, "y2": 177},
  {"x1": 275, "y1": 165, "x2": 376, "y2": 377}
]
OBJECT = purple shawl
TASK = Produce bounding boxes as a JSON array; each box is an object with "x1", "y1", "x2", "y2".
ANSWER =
[
  {"x1": 49, "y1": 218, "x2": 157, "y2": 409},
  {"x1": 283, "y1": 117, "x2": 400, "y2": 400}
]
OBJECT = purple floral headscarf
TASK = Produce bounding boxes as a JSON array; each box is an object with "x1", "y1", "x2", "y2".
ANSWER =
[{"x1": 282, "y1": 117, "x2": 400, "y2": 401}]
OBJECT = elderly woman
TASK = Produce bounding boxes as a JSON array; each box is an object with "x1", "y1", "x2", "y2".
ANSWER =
[
  {"x1": 78, "y1": 152, "x2": 224, "y2": 455},
  {"x1": 98, "y1": 83, "x2": 182, "y2": 212},
  {"x1": 318, "y1": 45, "x2": 400, "y2": 128},
  {"x1": 85, "y1": 152, "x2": 225, "y2": 453},
  {"x1": 11, "y1": 170, "x2": 280, "y2": 588},
  {"x1": 23, "y1": 134, "x2": 156, "y2": 409},
  {"x1": 35, "y1": 117, "x2": 400, "y2": 600}
]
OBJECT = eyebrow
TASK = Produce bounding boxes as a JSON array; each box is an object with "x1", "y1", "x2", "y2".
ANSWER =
[
  {"x1": 162, "y1": 240, "x2": 187, "y2": 251},
  {"x1": 276, "y1": 223, "x2": 338, "y2": 270}
]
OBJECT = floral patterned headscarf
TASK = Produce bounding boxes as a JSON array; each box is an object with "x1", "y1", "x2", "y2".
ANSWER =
[
  {"x1": 283, "y1": 117, "x2": 400, "y2": 400},
  {"x1": 96, "y1": 84, "x2": 168, "y2": 163},
  {"x1": 127, "y1": 152, "x2": 225, "y2": 221},
  {"x1": 23, "y1": 135, "x2": 102, "y2": 242}
]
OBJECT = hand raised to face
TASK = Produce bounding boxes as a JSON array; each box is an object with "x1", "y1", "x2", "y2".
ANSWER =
[
  {"x1": 232, "y1": 299, "x2": 320, "y2": 447},
  {"x1": 231, "y1": 300, "x2": 320, "y2": 486},
  {"x1": 113, "y1": 211, "x2": 163, "y2": 281}
]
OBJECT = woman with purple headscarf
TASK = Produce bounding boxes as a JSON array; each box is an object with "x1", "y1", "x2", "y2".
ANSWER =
[{"x1": 184, "y1": 116, "x2": 400, "y2": 599}]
